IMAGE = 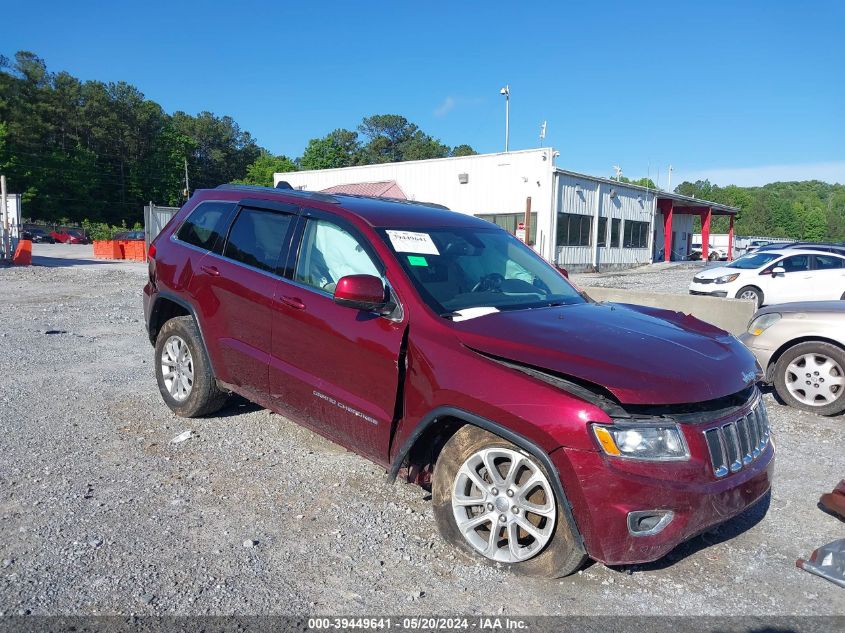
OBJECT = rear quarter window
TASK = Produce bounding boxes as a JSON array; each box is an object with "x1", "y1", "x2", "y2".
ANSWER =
[{"x1": 176, "y1": 201, "x2": 236, "y2": 252}]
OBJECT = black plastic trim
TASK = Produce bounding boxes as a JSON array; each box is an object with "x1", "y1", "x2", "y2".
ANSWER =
[
  {"x1": 387, "y1": 406, "x2": 586, "y2": 554},
  {"x1": 148, "y1": 291, "x2": 218, "y2": 378}
]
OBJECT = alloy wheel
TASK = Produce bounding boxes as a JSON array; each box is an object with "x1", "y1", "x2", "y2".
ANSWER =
[
  {"x1": 160, "y1": 335, "x2": 194, "y2": 402},
  {"x1": 785, "y1": 353, "x2": 844, "y2": 407},
  {"x1": 451, "y1": 447, "x2": 556, "y2": 563}
]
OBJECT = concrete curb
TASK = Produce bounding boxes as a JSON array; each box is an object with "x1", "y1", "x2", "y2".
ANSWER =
[{"x1": 584, "y1": 287, "x2": 755, "y2": 335}]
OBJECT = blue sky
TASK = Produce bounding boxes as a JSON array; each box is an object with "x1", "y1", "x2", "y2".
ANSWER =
[{"x1": 4, "y1": 1, "x2": 844, "y2": 186}]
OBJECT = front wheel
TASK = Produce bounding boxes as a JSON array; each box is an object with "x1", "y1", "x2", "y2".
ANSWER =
[
  {"x1": 773, "y1": 342, "x2": 845, "y2": 416},
  {"x1": 736, "y1": 285, "x2": 763, "y2": 307},
  {"x1": 432, "y1": 426, "x2": 586, "y2": 577}
]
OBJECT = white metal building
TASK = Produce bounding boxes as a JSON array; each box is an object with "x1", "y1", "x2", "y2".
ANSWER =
[{"x1": 274, "y1": 149, "x2": 737, "y2": 271}]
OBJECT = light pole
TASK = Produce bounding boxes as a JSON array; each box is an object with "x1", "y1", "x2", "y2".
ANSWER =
[{"x1": 500, "y1": 85, "x2": 510, "y2": 152}]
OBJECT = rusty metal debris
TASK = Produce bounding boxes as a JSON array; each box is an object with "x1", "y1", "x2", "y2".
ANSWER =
[
  {"x1": 796, "y1": 539, "x2": 845, "y2": 589},
  {"x1": 819, "y1": 479, "x2": 845, "y2": 521}
]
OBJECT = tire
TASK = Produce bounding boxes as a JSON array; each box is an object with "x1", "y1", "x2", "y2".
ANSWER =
[
  {"x1": 432, "y1": 425, "x2": 586, "y2": 577},
  {"x1": 773, "y1": 341, "x2": 845, "y2": 416},
  {"x1": 154, "y1": 316, "x2": 227, "y2": 417},
  {"x1": 708, "y1": 252, "x2": 718, "y2": 262},
  {"x1": 736, "y1": 285, "x2": 763, "y2": 307}
]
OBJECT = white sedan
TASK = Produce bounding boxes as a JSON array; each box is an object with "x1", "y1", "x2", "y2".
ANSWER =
[{"x1": 688, "y1": 249, "x2": 845, "y2": 307}]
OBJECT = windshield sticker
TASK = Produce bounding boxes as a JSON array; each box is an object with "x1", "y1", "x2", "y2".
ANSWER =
[
  {"x1": 451, "y1": 307, "x2": 500, "y2": 322},
  {"x1": 407, "y1": 255, "x2": 428, "y2": 267},
  {"x1": 386, "y1": 230, "x2": 440, "y2": 255}
]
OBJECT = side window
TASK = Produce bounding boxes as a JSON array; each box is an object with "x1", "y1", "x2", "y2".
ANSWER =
[
  {"x1": 294, "y1": 219, "x2": 379, "y2": 293},
  {"x1": 176, "y1": 201, "x2": 235, "y2": 252},
  {"x1": 223, "y1": 208, "x2": 293, "y2": 273},
  {"x1": 610, "y1": 218, "x2": 621, "y2": 247},
  {"x1": 597, "y1": 217, "x2": 607, "y2": 247},
  {"x1": 779, "y1": 255, "x2": 810, "y2": 273},
  {"x1": 814, "y1": 254, "x2": 843, "y2": 270}
]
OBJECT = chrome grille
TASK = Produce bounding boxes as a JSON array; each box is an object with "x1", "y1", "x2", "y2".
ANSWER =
[{"x1": 704, "y1": 400, "x2": 770, "y2": 478}]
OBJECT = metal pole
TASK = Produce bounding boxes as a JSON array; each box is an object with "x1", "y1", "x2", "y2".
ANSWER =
[
  {"x1": 184, "y1": 157, "x2": 190, "y2": 199},
  {"x1": 504, "y1": 88, "x2": 510, "y2": 152},
  {"x1": 1, "y1": 175, "x2": 8, "y2": 262}
]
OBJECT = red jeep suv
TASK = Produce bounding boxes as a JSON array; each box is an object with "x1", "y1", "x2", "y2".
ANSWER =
[{"x1": 143, "y1": 185, "x2": 774, "y2": 576}]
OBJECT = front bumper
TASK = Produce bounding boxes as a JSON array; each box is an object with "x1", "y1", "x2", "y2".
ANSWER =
[{"x1": 552, "y1": 435, "x2": 774, "y2": 566}]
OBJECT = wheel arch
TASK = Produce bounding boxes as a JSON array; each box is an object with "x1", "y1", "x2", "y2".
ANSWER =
[
  {"x1": 148, "y1": 292, "x2": 218, "y2": 379},
  {"x1": 766, "y1": 336, "x2": 845, "y2": 381},
  {"x1": 388, "y1": 406, "x2": 586, "y2": 556}
]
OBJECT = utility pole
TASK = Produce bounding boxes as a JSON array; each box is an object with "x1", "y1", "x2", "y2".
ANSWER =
[
  {"x1": 539, "y1": 121, "x2": 547, "y2": 148},
  {"x1": 668, "y1": 165, "x2": 673, "y2": 191},
  {"x1": 184, "y1": 157, "x2": 190, "y2": 199},
  {"x1": 1, "y1": 175, "x2": 8, "y2": 262}
]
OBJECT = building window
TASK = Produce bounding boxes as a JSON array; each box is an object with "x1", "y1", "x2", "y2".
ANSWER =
[
  {"x1": 610, "y1": 218, "x2": 621, "y2": 247},
  {"x1": 597, "y1": 217, "x2": 607, "y2": 247},
  {"x1": 475, "y1": 213, "x2": 538, "y2": 244},
  {"x1": 557, "y1": 213, "x2": 592, "y2": 247},
  {"x1": 623, "y1": 220, "x2": 649, "y2": 248}
]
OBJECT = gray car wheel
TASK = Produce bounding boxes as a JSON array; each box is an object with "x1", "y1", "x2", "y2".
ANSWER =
[
  {"x1": 432, "y1": 426, "x2": 586, "y2": 577},
  {"x1": 774, "y1": 341, "x2": 845, "y2": 416}
]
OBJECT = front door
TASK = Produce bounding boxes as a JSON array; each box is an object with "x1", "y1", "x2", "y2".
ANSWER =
[
  {"x1": 269, "y1": 213, "x2": 406, "y2": 463},
  {"x1": 764, "y1": 254, "x2": 812, "y2": 304}
]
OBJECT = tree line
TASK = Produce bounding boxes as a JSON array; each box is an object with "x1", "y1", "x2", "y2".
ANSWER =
[
  {"x1": 0, "y1": 51, "x2": 475, "y2": 225},
  {"x1": 675, "y1": 179, "x2": 845, "y2": 242}
]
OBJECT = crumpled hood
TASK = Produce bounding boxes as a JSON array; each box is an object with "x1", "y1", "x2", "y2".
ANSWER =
[{"x1": 451, "y1": 302, "x2": 758, "y2": 405}]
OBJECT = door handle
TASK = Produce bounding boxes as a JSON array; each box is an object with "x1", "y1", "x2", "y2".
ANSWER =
[
  {"x1": 279, "y1": 295, "x2": 306, "y2": 310},
  {"x1": 200, "y1": 264, "x2": 219, "y2": 277}
]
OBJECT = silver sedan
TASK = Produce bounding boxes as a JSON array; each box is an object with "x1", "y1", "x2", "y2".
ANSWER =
[{"x1": 740, "y1": 301, "x2": 845, "y2": 416}]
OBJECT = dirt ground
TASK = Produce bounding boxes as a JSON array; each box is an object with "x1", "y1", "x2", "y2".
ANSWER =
[{"x1": 0, "y1": 246, "x2": 843, "y2": 616}]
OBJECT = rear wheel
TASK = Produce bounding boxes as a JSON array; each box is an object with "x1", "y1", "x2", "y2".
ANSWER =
[
  {"x1": 154, "y1": 316, "x2": 227, "y2": 417},
  {"x1": 432, "y1": 426, "x2": 586, "y2": 577},
  {"x1": 708, "y1": 252, "x2": 719, "y2": 261},
  {"x1": 774, "y1": 342, "x2": 845, "y2": 416},
  {"x1": 736, "y1": 286, "x2": 763, "y2": 307}
]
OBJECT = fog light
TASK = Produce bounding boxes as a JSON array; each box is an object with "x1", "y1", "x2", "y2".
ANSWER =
[{"x1": 627, "y1": 510, "x2": 674, "y2": 536}]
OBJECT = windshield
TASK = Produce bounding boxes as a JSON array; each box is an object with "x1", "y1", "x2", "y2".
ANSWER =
[
  {"x1": 380, "y1": 226, "x2": 585, "y2": 316},
  {"x1": 727, "y1": 252, "x2": 780, "y2": 269}
]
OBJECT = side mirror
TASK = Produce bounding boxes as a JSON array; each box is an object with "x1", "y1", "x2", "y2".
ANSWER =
[
  {"x1": 556, "y1": 265, "x2": 569, "y2": 279},
  {"x1": 333, "y1": 274, "x2": 389, "y2": 313},
  {"x1": 771, "y1": 266, "x2": 786, "y2": 277}
]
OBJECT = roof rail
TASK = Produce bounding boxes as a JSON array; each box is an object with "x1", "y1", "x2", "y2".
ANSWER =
[{"x1": 215, "y1": 184, "x2": 339, "y2": 203}]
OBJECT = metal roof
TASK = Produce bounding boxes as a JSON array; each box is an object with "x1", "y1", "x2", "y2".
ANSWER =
[{"x1": 554, "y1": 168, "x2": 739, "y2": 214}]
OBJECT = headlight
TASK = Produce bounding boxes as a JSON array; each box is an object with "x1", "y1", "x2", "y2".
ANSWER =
[
  {"x1": 715, "y1": 273, "x2": 740, "y2": 284},
  {"x1": 592, "y1": 423, "x2": 689, "y2": 461},
  {"x1": 747, "y1": 312, "x2": 781, "y2": 336}
]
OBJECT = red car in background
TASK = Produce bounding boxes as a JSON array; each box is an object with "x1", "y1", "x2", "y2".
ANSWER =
[
  {"x1": 143, "y1": 185, "x2": 774, "y2": 577},
  {"x1": 50, "y1": 229, "x2": 89, "y2": 244}
]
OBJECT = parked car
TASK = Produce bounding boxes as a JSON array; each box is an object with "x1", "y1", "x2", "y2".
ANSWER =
[
  {"x1": 689, "y1": 248, "x2": 845, "y2": 307},
  {"x1": 741, "y1": 302, "x2": 845, "y2": 416},
  {"x1": 21, "y1": 228, "x2": 55, "y2": 243},
  {"x1": 743, "y1": 239, "x2": 772, "y2": 255},
  {"x1": 50, "y1": 229, "x2": 89, "y2": 244},
  {"x1": 755, "y1": 241, "x2": 845, "y2": 256},
  {"x1": 144, "y1": 185, "x2": 773, "y2": 576},
  {"x1": 689, "y1": 242, "x2": 726, "y2": 261}
]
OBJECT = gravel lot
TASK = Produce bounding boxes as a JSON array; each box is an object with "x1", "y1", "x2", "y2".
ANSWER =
[{"x1": 0, "y1": 245, "x2": 843, "y2": 616}]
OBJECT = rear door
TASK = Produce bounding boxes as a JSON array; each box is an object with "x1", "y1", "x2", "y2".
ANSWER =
[
  {"x1": 810, "y1": 253, "x2": 845, "y2": 299},
  {"x1": 269, "y1": 210, "x2": 406, "y2": 463},
  {"x1": 192, "y1": 200, "x2": 298, "y2": 400}
]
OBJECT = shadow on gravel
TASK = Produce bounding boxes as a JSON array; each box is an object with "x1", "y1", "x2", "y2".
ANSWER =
[
  {"x1": 32, "y1": 255, "x2": 111, "y2": 267},
  {"x1": 611, "y1": 491, "x2": 772, "y2": 574},
  {"x1": 209, "y1": 394, "x2": 264, "y2": 418}
]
